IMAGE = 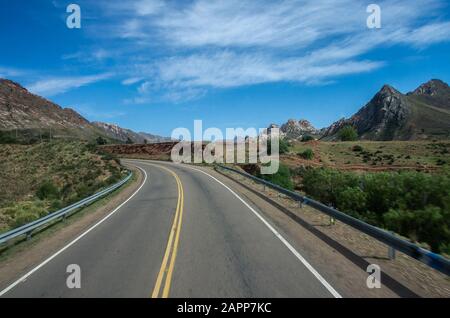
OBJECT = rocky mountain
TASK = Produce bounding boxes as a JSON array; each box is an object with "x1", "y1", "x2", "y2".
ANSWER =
[
  {"x1": 0, "y1": 78, "x2": 168, "y2": 143},
  {"x1": 321, "y1": 79, "x2": 450, "y2": 140},
  {"x1": 280, "y1": 119, "x2": 319, "y2": 139},
  {"x1": 407, "y1": 79, "x2": 450, "y2": 110},
  {"x1": 0, "y1": 79, "x2": 97, "y2": 139},
  {"x1": 92, "y1": 122, "x2": 170, "y2": 144},
  {"x1": 138, "y1": 131, "x2": 171, "y2": 143}
]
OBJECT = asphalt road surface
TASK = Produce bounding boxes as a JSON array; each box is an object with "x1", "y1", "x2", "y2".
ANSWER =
[{"x1": 0, "y1": 160, "x2": 340, "y2": 298}]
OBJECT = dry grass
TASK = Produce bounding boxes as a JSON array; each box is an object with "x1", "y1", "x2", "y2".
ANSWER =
[
  {"x1": 287, "y1": 140, "x2": 450, "y2": 172},
  {"x1": 0, "y1": 141, "x2": 126, "y2": 233}
]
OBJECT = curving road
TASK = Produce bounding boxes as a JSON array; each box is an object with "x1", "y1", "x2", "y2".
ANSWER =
[{"x1": 0, "y1": 160, "x2": 340, "y2": 298}]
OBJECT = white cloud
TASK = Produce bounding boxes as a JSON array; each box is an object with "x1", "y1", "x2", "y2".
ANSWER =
[
  {"x1": 134, "y1": 0, "x2": 165, "y2": 16},
  {"x1": 155, "y1": 51, "x2": 383, "y2": 88},
  {"x1": 399, "y1": 22, "x2": 450, "y2": 46},
  {"x1": 85, "y1": 0, "x2": 450, "y2": 102},
  {"x1": 122, "y1": 77, "x2": 144, "y2": 85},
  {"x1": 0, "y1": 66, "x2": 27, "y2": 78},
  {"x1": 27, "y1": 73, "x2": 113, "y2": 96}
]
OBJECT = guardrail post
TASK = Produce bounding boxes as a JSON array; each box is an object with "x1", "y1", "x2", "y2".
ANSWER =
[
  {"x1": 388, "y1": 246, "x2": 396, "y2": 260},
  {"x1": 26, "y1": 231, "x2": 32, "y2": 241},
  {"x1": 328, "y1": 204, "x2": 336, "y2": 225},
  {"x1": 329, "y1": 216, "x2": 335, "y2": 226}
]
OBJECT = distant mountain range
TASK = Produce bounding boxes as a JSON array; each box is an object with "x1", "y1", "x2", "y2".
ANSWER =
[
  {"x1": 92, "y1": 121, "x2": 170, "y2": 144},
  {"x1": 0, "y1": 78, "x2": 170, "y2": 143},
  {"x1": 276, "y1": 79, "x2": 450, "y2": 141},
  {"x1": 2, "y1": 77, "x2": 449, "y2": 144}
]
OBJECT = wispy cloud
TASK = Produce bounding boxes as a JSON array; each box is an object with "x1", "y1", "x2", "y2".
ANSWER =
[
  {"x1": 62, "y1": 48, "x2": 115, "y2": 63},
  {"x1": 154, "y1": 51, "x2": 384, "y2": 88},
  {"x1": 58, "y1": 0, "x2": 450, "y2": 103},
  {"x1": 121, "y1": 77, "x2": 144, "y2": 85},
  {"x1": 75, "y1": 104, "x2": 126, "y2": 120},
  {"x1": 27, "y1": 73, "x2": 113, "y2": 96},
  {"x1": 0, "y1": 66, "x2": 27, "y2": 78}
]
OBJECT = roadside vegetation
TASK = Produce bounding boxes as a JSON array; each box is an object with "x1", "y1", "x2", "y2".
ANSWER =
[
  {"x1": 298, "y1": 148, "x2": 314, "y2": 160},
  {"x1": 259, "y1": 162, "x2": 294, "y2": 190},
  {"x1": 239, "y1": 138, "x2": 450, "y2": 255},
  {"x1": 0, "y1": 141, "x2": 127, "y2": 234},
  {"x1": 296, "y1": 167, "x2": 450, "y2": 255}
]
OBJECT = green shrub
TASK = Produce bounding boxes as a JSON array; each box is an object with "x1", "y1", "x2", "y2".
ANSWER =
[
  {"x1": 336, "y1": 187, "x2": 368, "y2": 219},
  {"x1": 301, "y1": 135, "x2": 314, "y2": 142},
  {"x1": 299, "y1": 148, "x2": 314, "y2": 160},
  {"x1": 297, "y1": 167, "x2": 450, "y2": 254},
  {"x1": 96, "y1": 136, "x2": 108, "y2": 145},
  {"x1": 260, "y1": 163, "x2": 294, "y2": 190},
  {"x1": 0, "y1": 131, "x2": 18, "y2": 144},
  {"x1": 267, "y1": 138, "x2": 290, "y2": 155},
  {"x1": 352, "y1": 145, "x2": 363, "y2": 152},
  {"x1": 3, "y1": 201, "x2": 48, "y2": 228},
  {"x1": 338, "y1": 125, "x2": 358, "y2": 141},
  {"x1": 101, "y1": 152, "x2": 118, "y2": 163},
  {"x1": 11, "y1": 211, "x2": 38, "y2": 228},
  {"x1": 384, "y1": 206, "x2": 449, "y2": 252},
  {"x1": 36, "y1": 181, "x2": 59, "y2": 200}
]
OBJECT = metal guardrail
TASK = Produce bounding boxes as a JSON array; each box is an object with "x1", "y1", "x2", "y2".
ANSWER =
[
  {"x1": 0, "y1": 172, "x2": 132, "y2": 245},
  {"x1": 215, "y1": 164, "x2": 450, "y2": 276}
]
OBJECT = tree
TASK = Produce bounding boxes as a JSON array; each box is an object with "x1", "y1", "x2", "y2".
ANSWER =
[
  {"x1": 125, "y1": 137, "x2": 134, "y2": 144},
  {"x1": 301, "y1": 135, "x2": 314, "y2": 142},
  {"x1": 96, "y1": 136, "x2": 107, "y2": 145},
  {"x1": 260, "y1": 163, "x2": 294, "y2": 190},
  {"x1": 338, "y1": 125, "x2": 358, "y2": 141},
  {"x1": 36, "y1": 181, "x2": 59, "y2": 200},
  {"x1": 299, "y1": 148, "x2": 314, "y2": 160}
]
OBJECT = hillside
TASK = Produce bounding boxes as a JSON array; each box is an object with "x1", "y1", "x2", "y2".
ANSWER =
[
  {"x1": 320, "y1": 79, "x2": 450, "y2": 141},
  {"x1": 286, "y1": 140, "x2": 449, "y2": 172},
  {"x1": 0, "y1": 79, "x2": 108, "y2": 140},
  {"x1": 0, "y1": 141, "x2": 127, "y2": 233},
  {"x1": 0, "y1": 78, "x2": 168, "y2": 144}
]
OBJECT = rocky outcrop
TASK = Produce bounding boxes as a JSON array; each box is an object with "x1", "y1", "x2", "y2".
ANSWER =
[
  {"x1": 409, "y1": 79, "x2": 449, "y2": 97},
  {"x1": 280, "y1": 119, "x2": 319, "y2": 139}
]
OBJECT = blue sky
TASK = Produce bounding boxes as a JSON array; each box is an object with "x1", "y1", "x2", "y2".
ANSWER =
[{"x1": 1, "y1": 0, "x2": 450, "y2": 137}]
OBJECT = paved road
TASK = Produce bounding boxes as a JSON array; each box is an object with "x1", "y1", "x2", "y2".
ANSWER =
[{"x1": 1, "y1": 160, "x2": 340, "y2": 298}]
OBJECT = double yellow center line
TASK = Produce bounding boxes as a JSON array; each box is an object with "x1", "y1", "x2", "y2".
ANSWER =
[{"x1": 150, "y1": 164, "x2": 185, "y2": 298}]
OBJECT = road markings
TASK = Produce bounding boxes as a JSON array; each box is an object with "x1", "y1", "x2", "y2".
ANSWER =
[
  {"x1": 175, "y1": 164, "x2": 342, "y2": 298},
  {"x1": 142, "y1": 163, "x2": 185, "y2": 298},
  {"x1": 129, "y1": 160, "x2": 341, "y2": 298},
  {"x1": 0, "y1": 167, "x2": 148, "y2": 297}
]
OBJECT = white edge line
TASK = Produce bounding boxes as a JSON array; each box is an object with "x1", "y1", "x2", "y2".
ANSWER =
[
  {"x1": 0, "y1": 166, "x2": 148, "y2": 297},
  {"x1": 180, "y1": 164, "x2": 342, "y2": 298}
]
